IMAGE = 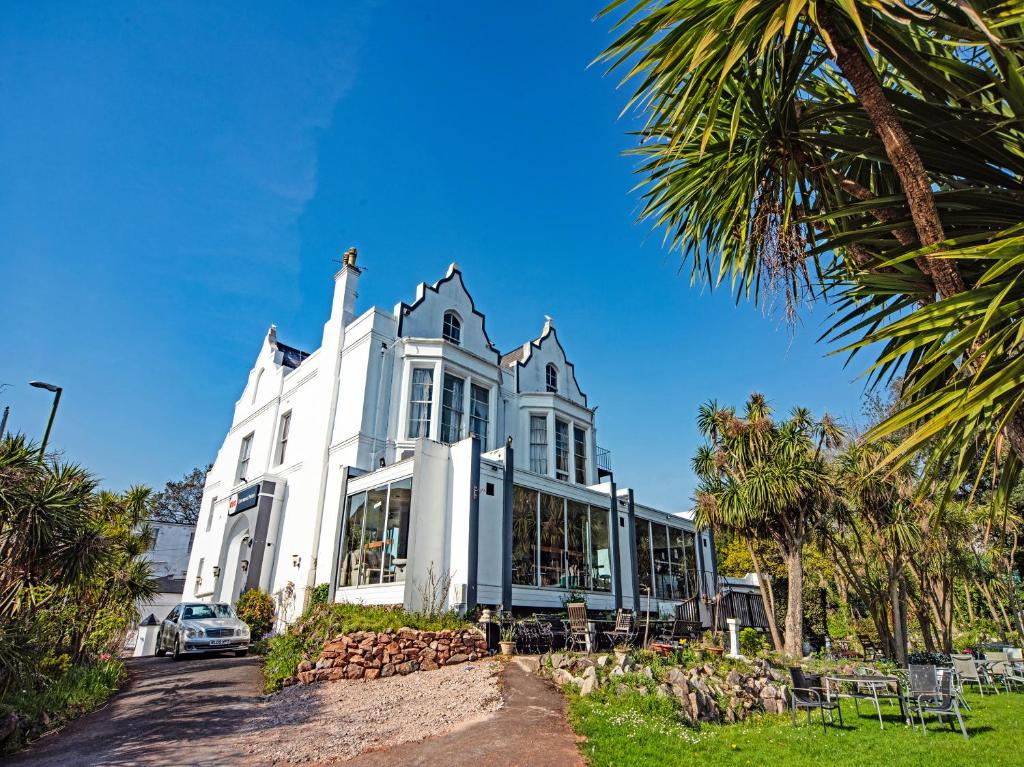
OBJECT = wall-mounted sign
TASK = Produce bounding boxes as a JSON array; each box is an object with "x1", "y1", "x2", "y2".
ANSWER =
[{"x1": 229, "y1": 482, "x2": 261, "y2": 516}]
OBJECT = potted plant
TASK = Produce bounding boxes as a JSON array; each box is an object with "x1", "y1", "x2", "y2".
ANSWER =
[
  {"x1": 701, "y1": 630, "x2": 724, "y2": 657},
  {"x1": 498, "y1": 621, "x2": 516, "y2": 656}
]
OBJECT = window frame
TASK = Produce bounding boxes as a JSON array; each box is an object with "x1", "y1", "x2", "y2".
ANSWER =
[
  {"x1": 545, "y1": 363, "x2": 558, "y2": 393},
  {"x1": 573, "y1": 425, "x2": 587, "y2": 484},
  {"x1": 469, "y1": 383, "x2": 490, "y2": 447},
  {"x1": 529, "y1": 414, "x2": 548, "y2": 474},
  {"x1": 275, "y1": 411, "x2": 292, "y2": 465},
  {"x1": 236, "y1": 433, "x2": 254, "y2": 483},
  {"x1": 554, "y1": 419, "x2": 570, "y2": 481},
  {"x1": 442, "y1": 311, "x2": 462, "y2": 345},
  {"x1": 406, "y1": 367, "x2": 435, "y2": 439},
  {"x1": 440, "y1": 372, "x2": 465, "y2": 444}
]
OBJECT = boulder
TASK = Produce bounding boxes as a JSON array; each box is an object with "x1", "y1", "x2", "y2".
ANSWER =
[{"x1": 579, "y1": 666, "x2": 598, "y2": 696}]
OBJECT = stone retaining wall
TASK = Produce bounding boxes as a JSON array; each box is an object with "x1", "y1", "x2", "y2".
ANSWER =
[{"x1": 290, "y1": 627, "x2": 488, "y2": 686}]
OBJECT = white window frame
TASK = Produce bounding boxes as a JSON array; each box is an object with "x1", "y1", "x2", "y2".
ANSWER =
[
  {"x1": 529, "y1": 414, "x2": 548, "y2": 474},
  {"x1": 469, "y1": 383, "x2": 490, "y2": 448},
  {"x1": 554, "y1": 419, "x2": 570, "y2": 481},
  {"x1": 440, "y1": 372, "x2": 465, "y2": 443},
  {"x1": 573, "y1": 425, "x2": 587, "y2": 484},
  {"x1": 205, "y1": 495, "x2": 217, "y2": 532},
  {"x1": 407, "y1": 367, "x2": 434, "y2": 439},
  {"x1": 275, "y1": 411, "x2": 292, "y2": 465},
  {"x1": 236, "y1": 433, "x2": 254, "y2": 483}
]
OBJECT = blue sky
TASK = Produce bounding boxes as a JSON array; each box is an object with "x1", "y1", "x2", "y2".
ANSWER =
[{"x1": 1, "y1": 2, "x2": 872, "y2": 511}]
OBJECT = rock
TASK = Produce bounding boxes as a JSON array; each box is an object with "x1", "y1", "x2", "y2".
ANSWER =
[
  {"x1": 420, "y1": 659, "x2": 439, "y2": 671},
  {"x1": 579, "y1": 666, "x2": 598, "y2": 696},
  {"x1": 364, "y1": 667, "x2": 381, "y2": 681},
  {"x1": 396, "y1": 661, "x2": 418, "y2": 675},
  {"x1": 550, "y1": 653, "x2": 566, "y2": 669},
  {"x1": 346, "y1": 664, "x2": 365, "y2": 680},
  {"x1": 597, "y1": 654, "x2": 610, "y2": 667},
  {"x1": 552, "y1": 668, "x2": 574, "y2": 687},
  {"x1": 656, "y1": 683, "x2": 673, "y2": 698},
  {"x1": 297, "y1": 660, "x2": 314, "y2": 673},
  {"x1": 517, "y1": 656, "x2": 540, "y2": 673},
  {"x1": 446, "y1": 653, "x2": 469, "y2": 665},
  {"x1": 381, "y1": 663, "x2": 395, "y2": 678}
]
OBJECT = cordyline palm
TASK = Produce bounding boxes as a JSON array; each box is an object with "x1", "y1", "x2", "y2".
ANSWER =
[
  {"x1": 693, "y1": 394, "x2": 842, "y2": 656},
  {"x1": 599, "y1": 0, "x2": 1024, "y2": 495}
]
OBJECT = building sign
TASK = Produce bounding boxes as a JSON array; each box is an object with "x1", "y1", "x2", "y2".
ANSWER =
[{"x1": 229, "y1": 482, "x2": 260, "y2": 516}]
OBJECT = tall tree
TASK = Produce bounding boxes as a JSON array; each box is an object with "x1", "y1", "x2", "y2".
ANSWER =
[
  {"x1": 151, "y1": 464, "x2": 210, "y2": 525},
  {"x1": 598, "y1": 0, "x2": 1024, "y2": 495},
  {"x1": 693, "y1": 394, "x2": 842, "y2": 655}
]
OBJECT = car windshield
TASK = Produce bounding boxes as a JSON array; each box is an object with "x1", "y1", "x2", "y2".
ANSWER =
[
  {"x1": 213, "y1": 604, "x2": 235, "y2": 618},
  {"x1": 181, "y1": 604, "x2": 219, "y2": 621}
]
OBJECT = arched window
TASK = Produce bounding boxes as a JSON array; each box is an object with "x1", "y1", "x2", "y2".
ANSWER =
[
  {"x1": 545, "y1": 363, "x2": 558, "y2": 393},
  {"x1": 442, "y1": 311, "x2": 461, "y2": 345}
]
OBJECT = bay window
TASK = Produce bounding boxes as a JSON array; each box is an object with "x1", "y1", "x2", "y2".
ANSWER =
[
  {"x1": 407, "y1": 368, "x2": 434, "y2": 438},
  {"x1": 555, "y1": 420, "x2": 569, "y2": 481},
  {"x1": 469, "y1": 383, "x2": 489, "y2": 446},
  {"x1": 529, "y1": 415, "x2": 548, "y2": 474},
  {"x1": 573, "y1": 426, "x2": 587, "y2": 484},
  {"x1": 440, "y1": 373, "x2": 465, "y2": 443}
]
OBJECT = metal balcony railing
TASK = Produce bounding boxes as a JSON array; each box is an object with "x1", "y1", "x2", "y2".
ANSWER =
[{"x1": 596, "y1": 447, "x2": 611, "y2": 471}]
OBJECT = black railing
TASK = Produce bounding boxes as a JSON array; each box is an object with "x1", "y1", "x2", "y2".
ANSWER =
[{"x1": 719, "y1": 591, "x2": 770, "y2": 629}]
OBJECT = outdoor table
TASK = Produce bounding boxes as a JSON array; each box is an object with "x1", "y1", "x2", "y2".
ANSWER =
[{"x1": 824, "y1": 673, "x2": 909, "y2": 729}]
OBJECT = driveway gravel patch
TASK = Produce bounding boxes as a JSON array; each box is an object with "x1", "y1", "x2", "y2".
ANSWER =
[{"x1": 234, "y1": 660, "x2": 503, "y2": 764}]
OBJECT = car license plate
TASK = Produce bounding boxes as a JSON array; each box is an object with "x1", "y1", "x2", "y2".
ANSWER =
[{"x1": 210, "y1": 639, "x2": 230, "y2": 646}]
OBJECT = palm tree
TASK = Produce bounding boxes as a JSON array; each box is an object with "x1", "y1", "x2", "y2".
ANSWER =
[
  {"x1": 597, "y1": 1, "x2": 1024, "y2": 491},
  {"x1": 693, "y1": 394, "x2": 841, "y2": 656}
]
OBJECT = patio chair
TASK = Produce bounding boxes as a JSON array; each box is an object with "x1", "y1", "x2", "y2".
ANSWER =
[
  {"x1": 983, "y1": 651, "x2": 1018, "y2": 692},
  {"x1": 937, "y1": 667, "x2": 970, "y2": 712},
  {"x1": 566, "y1": 602, "x2": 592, "y2": 653},
  {"x1": 951, "y1": 654, "x2": 993, "y2": 697},
  {"x1": 857, "y1": 634, "x2": 883, "y2": 661},
  {"x1": 907, "y1": 664, "x2": 968, "y2": 739},
  {"x1": 788, "y1": 667, "x2": 843, "y2": 733},
  {"x1": 603, "y1": 609, "x2": 637, "y2": 648}
]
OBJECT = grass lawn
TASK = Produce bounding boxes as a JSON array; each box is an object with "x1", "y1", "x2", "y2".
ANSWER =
[{"x1": 569, "y1": 688, "x2": 1024, "y2": 767}]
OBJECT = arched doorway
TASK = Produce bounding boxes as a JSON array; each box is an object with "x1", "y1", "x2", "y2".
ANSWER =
[{"x1": 220, "y1": 518, "x2": 251, "y2": 604}]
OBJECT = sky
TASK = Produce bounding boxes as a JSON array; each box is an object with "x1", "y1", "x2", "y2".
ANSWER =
[{"x1": 1, "y1": 1, "x2": 874, "y2": 512}]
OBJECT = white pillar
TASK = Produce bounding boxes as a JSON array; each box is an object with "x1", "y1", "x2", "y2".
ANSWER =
[
  {"x1": 134, "y1": 614, "x2": 161, "y2": 657},
  {"x1": 726, "y1": 617, "x2": 740, "y2": 658}
]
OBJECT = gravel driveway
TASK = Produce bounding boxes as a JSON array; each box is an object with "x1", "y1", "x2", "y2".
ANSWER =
[{"x1": 7, "y1": 654, "x2": 265, "y2": 767}]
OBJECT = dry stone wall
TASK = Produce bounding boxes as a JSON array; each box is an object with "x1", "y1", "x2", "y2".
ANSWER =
[{"x1": 288, "y1": 627, "x2": 488, "y2": 686}]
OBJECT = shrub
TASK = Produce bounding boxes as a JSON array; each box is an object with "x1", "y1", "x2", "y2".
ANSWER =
[
  {"x1": 236, "y1": 588, "x2": 275, "y2": 639},
  {"x1": 308, "y1": 583, "x2": 330, "y2": 609},
  {"x1": 739, "y1": 627, "x2": 766, "y2": 657}
]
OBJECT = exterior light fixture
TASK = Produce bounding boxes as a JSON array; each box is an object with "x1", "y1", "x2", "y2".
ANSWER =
[
  {"x1": 292, "y1": 554, "x2": 301, "y2": 568},
  {"x1": 29, "y1": 380, "x2": 63, "y2": 454},
  {"x1": 240, "y1": 559, "x2": 249, "y2": 572},
  {"x1": 212, "y1": 566, "x2": 221, "y2": 578}
]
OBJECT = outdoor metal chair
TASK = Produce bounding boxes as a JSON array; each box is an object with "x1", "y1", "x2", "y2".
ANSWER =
[
  {"x1": 566, "y1": 602, "x2": 592, "y2": 653},
  {"x1": 788, "y1": 667, "x2": 843, "y2": 733},
  {"x1": 603, "y1": 608, "x2": 637, "y2": 648},
  {"x1": 937, "y1": 667, "x2": 970, "y2": 712},
  {"x1": 984, "y1": 651, "x2": 1018, "y2": 692},
  {"x1": 951, "y1": 654, "x2": 994, "y2": 697},
  {"x1": 907, "y1": 664, "x2": 968, "y2": 740}
]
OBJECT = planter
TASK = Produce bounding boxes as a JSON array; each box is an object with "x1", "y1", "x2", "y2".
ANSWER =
[
  {"x1": 703, "y1": 646, "x2": 724, "y2": 657},
  {"x1": 499, "y1": 641, "x2": 515, "y2": 656}
]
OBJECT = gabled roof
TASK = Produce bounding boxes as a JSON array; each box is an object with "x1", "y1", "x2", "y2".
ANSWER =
[
  {"x1": 395, "y1": 263, "x2": 501, "y2": 363},
  {"x1": 504, "y1": 317, "x2": 588, "y2": 406}
]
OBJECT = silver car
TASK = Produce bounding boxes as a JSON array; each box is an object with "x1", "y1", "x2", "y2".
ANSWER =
[{"x1": 155, "y1": 602, "x2": 251, "y2": 660}]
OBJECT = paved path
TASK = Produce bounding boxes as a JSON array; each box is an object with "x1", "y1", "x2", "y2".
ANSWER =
[
  {"x1": 349, "y1": 659, "x2": 584, "y2": 767},
  {"x1": 10, "y1": 655, "x2": 583, "y2": 767},
  {"x1": 8, "y1": 654, "x2": 264, "y2": 767}
]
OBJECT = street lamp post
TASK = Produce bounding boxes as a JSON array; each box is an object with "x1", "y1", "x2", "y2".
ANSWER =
[{"x1": 29, "y1": 380, "x2": 62, "y2": 455}]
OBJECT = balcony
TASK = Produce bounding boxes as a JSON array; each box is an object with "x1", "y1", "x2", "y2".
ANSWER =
[{"x1": 596, "y1": 446, "x2": 612, "y2": 479}]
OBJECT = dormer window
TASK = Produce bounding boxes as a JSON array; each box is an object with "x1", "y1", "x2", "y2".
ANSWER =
[
  {"x1": 442, "y1": 311, "x2": 461, "y2": 345},
  {"x1": 545, "y1": 364, "x2": 558, "y2": 393}
]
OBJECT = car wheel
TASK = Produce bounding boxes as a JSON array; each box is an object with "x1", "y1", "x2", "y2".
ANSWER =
[
  {"x1": 172, "y1": 637, "x2": 182, "y2": 661},
  {"x1": 235, "y1": 649, "x2": 248, "y2": 658}
]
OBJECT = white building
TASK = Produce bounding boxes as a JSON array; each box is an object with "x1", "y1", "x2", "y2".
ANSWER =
[{"x1": 184, "y1": 251, "x2": 720, "y2": 625}]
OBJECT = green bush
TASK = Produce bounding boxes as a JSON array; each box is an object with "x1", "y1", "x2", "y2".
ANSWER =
[
  {"x1": 236, "y1": 588, "x2": 275, "y2": 639},
  {"x1": 739, "y1": 627, "x2": 766, "y2": 657},
  {"x1": 309, "y1": 583, "x2": 330, "y2": 608},
  {"x1": 1, "y1": 659, "x2": 124, "y2": 754},
  {"x1": 261, "y1": 602, "x2": 472, "y2": 693}
]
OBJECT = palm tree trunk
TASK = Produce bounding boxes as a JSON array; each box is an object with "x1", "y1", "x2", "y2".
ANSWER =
[
  {"x1": 746, "y1": 539, "x2": 783, "y2": 652},
  {"x1": 963, "y1": 579, "x2": 975, "y2": 624},
  {"x1": 815, "y1": 12, "x2": 965, "y2": 299},
  {"x1": 784, "y1": 548, "x2": 804, "y2": 657}
]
